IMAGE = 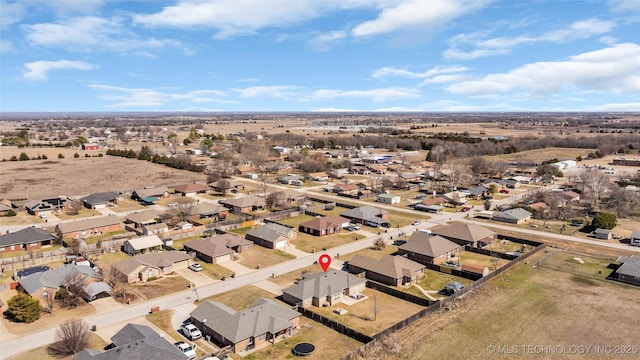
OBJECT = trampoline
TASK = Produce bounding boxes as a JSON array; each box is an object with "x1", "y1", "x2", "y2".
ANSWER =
[{"x1": 292, "y1": 342, "x2": 316, "y2": 356}]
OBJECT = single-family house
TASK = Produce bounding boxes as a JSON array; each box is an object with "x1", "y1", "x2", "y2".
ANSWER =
[
  {"x1": 191, "y1": 202, "x2": 228, "y2": 219},
  {"x1": 630, "y1": 230, "x2": 640, "y2": 246},
  {"x1": 421, "y1": 197, "x2": 447, "y2": 207},
  {"x1": 306, "y1": 172, "x2": 329, "y2": 181},
  {"x1": 18, "y1": 264, "x2": 110, "y2": 304},
  {"x1": 174, "y1": 221, "x2": 193, "y2": 230},
  {"x1": 24, "y1": 197, "x2": 68, "y2": 216},
  {"x1": 277, "y1": 174, "x2": 303, "y2": 185},
  {"x1": 0, "y1": 199, "x2": 15, "y2": 215},
  {"x1": 73, "y1": 323, "x2": 187, "y2": 360},
  {"x1": 279, "y1": 189, "x2": 306, "y2": 204},
  {"x1": 398, "y1": 233, "x2": 463, "y2": 264},
  {"x1": 492, "y1": 208, "x2": 532, "y2": 224},
  {"x1": 173, "y1": 183, "x2": 209, "y2": 197},
  {"x1": 298, "y1": 216, "x2": 350, "y2": 237},
  {"x1": 245, "y1": 223, "x2": 296, "y2": 249},
  {"x1": 282, "y1": 270, "x2": 366, "y2": 307},
  {"x1": 131, "y1": 186, "x2": 170, "y2": 202},
  {"x1": 111, "y1": 251, "x2": 192, "y2": 283},
  {"x1": 459, "y1": 186, "x2": 489, "y2": 200},
  {"x1": 377, "y1": 193, "x2": 400, "y2": 205},
  {"x1": 440, "y1": 191, "x2": 468, "y2": 206},
  {"x1": 560, "y1": 191, "x2": 581, "y2": 202},
  {"x1": 594, "y1": 228, "x2": 612, "y2": 240},
  {"x1": 414, "y1": 204, "x2": 444, "y2": 213},
  {"x1": 0, "y1": 227, "x2": 55, "y2": 253},
  {"x1": 123, "y1": 234, "x2": 164, "y2": 255},
  {"x1": 433, "y1": 223, "x2": 495, "y2": 247},
  {"x1": 80, "y1": 192, "x2": 122, "y2": 209},
  {"x1": 81, "y1": 143, "x2": 100, "y2": 151},
  {"x1": 184, "y1": 234, "x2": 252, "y2": 263},
  {"x1": 614, "y1": 256, "x2": 640, "y2": 286},
  {"x1": 220, "y1": 195, "x2": 266, "y2": 214},
  {"x1": 332, "y1": 183, "x2": 360, "y2": 194},
  {"x1": 348, "y1": 254, "x2": 425, "y2": 287},
  {"x1": 125, "y1": 210, "x2": 162, "y2": 229},
  {"x1": 190, "y1": 298, "x2": 300, "y2": 354},
  {"x1": 340, "y1": 206, "x2": 390, "y2": 228},
  {"x1": 56, "y1": 215, "x2": 121, "y2": 239}
]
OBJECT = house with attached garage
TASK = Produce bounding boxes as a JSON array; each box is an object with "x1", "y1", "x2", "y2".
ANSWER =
[
  {"x1": 376, "y1": 193, "x2": 400, "y2": 205},
  {"x1": 18, "y1": 264, "x2": 111, "y2": 304},
  {"x1": 433, "y1": 223, "x2": 496, "y2": 248},
  {"x1": 630, "y1": 230, "x2": 640, "y2": 246},
  {"x1": 191, "y1": 202, "x2": 228, "y2": 220},
  {"x1": 24, "y1": 197, "x2": 68, "y2": 216},
  {"x1": 189, "y1": 298, "x2": 300, "y2": 354},
  {"x1": 348, "y1": 254, "x2": 425, "y2": 287},
  {"x1": 398, "y1": 233, "x2": 463, "y2": 265},
  {"x1": 184, "y1": 234, "x2": 252, "y2": 263},
  {"x1": 220, "y1": 195, "x2": 266, "y2": 214},
  {"x1": 340, "y1": 206, "x2": 390, "y2": 228},
  {"x1": 111, "y1": 251, "x2": 192, "y2": 283},
  {"x1": 282, "y1": 269, "x2": 366, "y2": 307},
  {"x1": 56, "y1": 215, "x2": 121, "y2": 240},
  {"x1": 73, "y1": 323, "x2": 187, "y2": 360},
  {"x1": 245, "y1": 223, "x2": 296, "y2": 249},
  {"x1": 80, "y1": 192, "x2": 123, "y2": 209},
  {"x1": 492, "y1": 208, "x2": 532, "y2": 224},
  {"x1": 614, "y1": 255, "x2": 640, "y2": 286},
  {"x1": 298, "y1": 216, "x2": 350, "y2": 237},
  {"x1": 131, "y1": 186, "x2": 171, "y2": 203},
  {"x1": 125, "y1": 209, "x2": 162, "y2": 229},
  {"x1": 0, "y1": 226, "x2": 55, "y2": 253},
  {"x1": 123, "y1": 234, "x2": 164, "y2": 255},
  {"x1": 173, "y1": 183, "x2": 210, "y2": 197}
]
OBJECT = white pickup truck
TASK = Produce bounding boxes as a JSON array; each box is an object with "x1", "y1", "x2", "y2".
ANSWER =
[
  {"x1": 175, "y1": 341, "x2": 197, "y2": 359},
  {"x1": 181, "y1": 323, "x2": 202, "y2": 340}
]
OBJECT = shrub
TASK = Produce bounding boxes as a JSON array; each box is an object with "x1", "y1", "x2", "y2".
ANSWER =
[
  {"x1": 73, "y1": 153, "x2": 80, "y2": 158},
  {"x1": 58, "y1": 153, "x2": 65, "y2": 159},
  {"x1": 10, "y1": 155, "x2": 18, "y2": 161},
  {"x1": 591, "y1": 213, "x2": 616, "y2": 230},
  {"x1": 5, "y1": 293, "x2": 41, "y2": 323},
  {"x1": 6, "y1": 209, "x2": 16, "y2": 217},
  {"x1": 19, "y1": 152, "x2": 30, "y2": 161}
]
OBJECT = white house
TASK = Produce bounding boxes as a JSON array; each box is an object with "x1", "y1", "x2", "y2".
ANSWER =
[
  {"x1": 629, "y1": 230, "x2": 640, "y2": 246},
  {"x1": 123, "y1": 235, "x2": 164, "y2": 255},
  {"x1": 377, "y1": 193, "x2": 401, "y2": 205}
]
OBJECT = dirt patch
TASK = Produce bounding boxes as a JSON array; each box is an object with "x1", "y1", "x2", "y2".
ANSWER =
[
  {"x1": 0, "y1": 155, "x2": 206, "y2": 200},
  {"x1": 2, "y1": 300, "x2": 96, "y2": 336},
  {"x1": 131, "y1": 275, "x2": 191, "y2": 300}
]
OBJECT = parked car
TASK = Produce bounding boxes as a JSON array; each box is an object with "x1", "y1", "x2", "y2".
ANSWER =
[
  {"x1": 189, "y1": 263, "x2": 203, "y2": 272},
  {"x1": 500, "y1": 189, "x2": 510, "y2": 194},
  {"x1": 411, "y1": 220, "x2": 422, "y2": 226},
  {"x1": 181, "y1": 323, "x2": 202, "y2": 340},
  {"x1": 175, "y1": 342, "x2": 197, "y2": 360},
  {"x1": 461, "y1": 206, "x2": 472, "y2": 212}
]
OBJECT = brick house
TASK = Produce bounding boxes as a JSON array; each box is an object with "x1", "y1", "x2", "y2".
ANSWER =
[
  {"x1": 0, "y1": 226, "x2": 55, "y2": 253},
  {"x1": 298, "y1": 216, "x2": 349, "y2": 237},
  {"x1": 56, "y1": 215, "x2": 121, "y2": 239},
  {"x1": 348, "y1": 254, "x2": 425, "y2": 287},
  {"x1": 432, "y1": 223, "x2": 496, "y2": 247},
  {"x1": 245, "y1": 223, "x2": 296, "y2": 249},
  {"x1": 184, "y1": 234, "x2": 252, "y2": 263},
  {"x1": 397, "y1": 233, "x2": 463, "y2": 264},
  {"x1": 282, "y1": 270, "x2": 366, "y2": 307}
]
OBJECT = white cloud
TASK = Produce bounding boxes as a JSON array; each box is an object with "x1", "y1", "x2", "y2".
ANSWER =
[
  {"x1": 310, "y1": 87, "x2": 421, "y2": 102},
  {"x1": 0, "y1": 39, "x2": 13, "y2": 52},
  {"x1": 609, "y1": 0, "x2": 640, "y2": 14},
  {"x1": 41, "y1": 0, "x2": 104, "y2": 16},
  {"x1": 586, "y1": 102, "x2": 640, "y2": 111},
  {"x1": 372, "y1": 65, "x2": 468, "y2": 79},
  {"x1": 352, "y1": 0, "x2": 490, "y2": 37},
  {"x1": 88, "y1": 84, "x2": 234, "y2": 108},
  {"x1": 232, "y1": 86, "x2": 302, "y2": 98},
  {"x1": 133, "y1": 0, "x2": 342, "y2": 39},
  {"x1": 446, "y1": 43, "x2": 640, "y2": 97},
  {"x1": 23, "y1": 60, "x2": 94, "y2": 80},
  {"x1": 311, "y1": 107, "x2": 360, "y2": 112},
  {"x1": 445, "y1": 18, "x2": 616, "y2": 60},
  {"x1": 23, "y1": 16, "x2": 181, "y2": 53},
  {"x1": 308, "y1": 30, "x2": 346, "y2": 51},
  {"x1": 1, "y1": 1, "x2": 25, "y2": 27}
]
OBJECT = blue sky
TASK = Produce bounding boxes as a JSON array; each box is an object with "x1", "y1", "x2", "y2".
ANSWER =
[{"x1": 1, "y1": 0, "x2": 639, "y2": 112}]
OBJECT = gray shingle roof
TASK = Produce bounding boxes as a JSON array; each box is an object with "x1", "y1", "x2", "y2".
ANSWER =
[
  {"x1": 616, "y1": 256, "x2": 640, "y2": 277},
  {"x1": 184, "y1": 234, "x2": 251, "y2": 259},
  {"x1": 0, "y1": 226, "x2": 54, "y2": 247},
  {"x1": 125, "y1": 235, "x2": 163, "y2": 251},
  {"x1": 132, "y1": 186, "x2": 170, "y2": 199},
  {"x1": 349, "y1": 254, "x2": 424, "y2": 280},
  {"x1": 125, "y1": 210, "x2": 162, "y2": 224},
  {"x1": 433, "y1": 223, "x2": 496, "y2": 243},
  {"x1": 340, "y1": 206, "x2": 388, "y2": 220},
  {"x1": 81, "y1": 192, "x2": 120, "y2": 206},
  {"x1": 19, "y1": 265, "x2": 101, "y2": 295},
  {"x1": 282, "y1": 269, "x2": 365, "y2": 303},
  {"x1": 220, "y1": 195, "x2": 266, "y2": 208},
  {"x1": 246, "y1": 223, "x2": 294, "y2": 243},
  {"x1": 114, "y1": 251, "x2": 192, "y2": 276},
  {"x1": 400, "y1": 233, "x2": 461, "y2": 257},
  {"x1": 73, "y1": 323, "x2": 186, "y2": 360},
  {"x1": 493, "y1": 208, "x2": 532, "y2": 221},
  {"x1": 190, "y1": 297, "x2": 298, "y2": 343}
]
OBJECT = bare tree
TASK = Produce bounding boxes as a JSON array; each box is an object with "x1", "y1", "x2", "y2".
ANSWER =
[
  {"x1": 167, "y1": 132, "x2": 179, "y2": 153},
  {"x1": 102, "y1": 266, "x2": 130, "y2": 302},
  {"x1": 66, "y1": 200, "x2": 83, "y2": 216},
  {"x1": 42, "y1": 289, "x2": 55, "y2": 314},
  {"x1": 49, "y1": 318, "x2": 90, "y2": 356},
  {"x1": 171, "y1": 197, "x2": 196, "y2": 222},
  {"x1": 491, "y1": 160, "x2": 510, "y2": 178},
  {"x1": 604, "y1": 185, "x2": 640, "y2": 217},
  {"x1": 443, "y1": 161, "x2": 470, "y2": 191},
  {"x1": 427, "y1": 145, "x2": 447, "y2": 176},
  {"x1": 266, "y1": 191, "x2": 285, "y2": 209},
  {"x1": 372, "y1": 238, "x2": 386, "y2": 250},
  {"x1": 371, "y1": 293, "x2": 378, "y2": 322},
  {"x1": 576, "y1": 168, "x2": 610, "y2": 206},
  {"x1": 216, "y1": 178, "x2": 231, "y2": 194},
  {"x1": 469, "y1": 156, "x2": 489, "y2": 182}
]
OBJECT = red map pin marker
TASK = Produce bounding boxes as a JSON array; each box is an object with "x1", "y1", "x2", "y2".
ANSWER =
[{"x1": 319, "y1": 254, "x2": 332, "y2": 272}]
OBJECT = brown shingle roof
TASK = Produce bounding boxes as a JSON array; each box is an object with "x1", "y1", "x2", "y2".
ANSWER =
[
  {"x1": 173, "y1": 183, "x2": 209, "y2": 194},
  {"x1": 299, "y1": 216, "x2": 349, "y2": 231},
  {"x1": 399, "y1": 233, "x2": 461, "y2": 257},
  {"x1": 433, "y1": 223, "x2": 495, "y2": 243},
  {"x1": 56, "y1": 215, "x2": 120, "y2": 234},
  {"x1": 349, "y1": 254, "x2": 424, "y2": 279}
]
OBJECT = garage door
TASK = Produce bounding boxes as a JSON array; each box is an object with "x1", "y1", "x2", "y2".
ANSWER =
[
  {"x1": 275, "y1": 240, "x2": 287, "y2": 249},
  {"x1": 173, "y1": 259, "x2": 189, "y2": 270}
]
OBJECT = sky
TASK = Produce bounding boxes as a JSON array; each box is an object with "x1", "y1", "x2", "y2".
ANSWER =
[{"x1": 1, "y1": 0, "x2": 639, "y2": 112}]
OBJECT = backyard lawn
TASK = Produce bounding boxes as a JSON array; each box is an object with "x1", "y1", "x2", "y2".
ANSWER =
[
  {"x1": 109, "y1": 199, "x2": 146, "y2": 212},
  {"x1": 539, "y1": 251, "x2": 617, "y2": 280},
  {"x1": 414, "y1": 269, "x2": 475, "y2": 292},
  {"x1": 311, "y1": 288, "x2": 424, "y2": 336},
  {"x1": 487, "y1": 239, "x2": 527, "y2": 253},
  {"x1": 133, "y1": 275, "x2": 190, "y2": 300},
  {"x1": 338, "y1": 245, "x2": 398, "y2": 262},
  {"x1": 242, "y1": 317, "x2": 362, "y2": 360},
  {"x1": 55, "y1": 207, "x2": 101, "y2": 220},
  {"x1": 275, "y1": 214, "x2": 316, "y2": 227},
  {"x1": 237, "y1": 246, "x2": 295, "y2": 269},
  {"x1": 292, "y1": 232, "x2": 364, "y2": 253},
  {"x1": 458, "y1": 251, "x2": 510, "y2": 271}
]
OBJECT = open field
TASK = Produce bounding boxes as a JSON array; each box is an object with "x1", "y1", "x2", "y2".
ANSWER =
[
  {"x1": 487, "y1": 147, "x2": 597, "y2": 162},
  {"x1": 237, "y1": 246, "x2": 295, "y2": 269},
  {"x1": 539, "y1": 250, "x2": 617, "y2": 280},
  {"x1": 242, "y1": 316, "x2": 363, "y2": 360},
  {"x1": 311, "y1": 288, "x2": 425, "y2": 336},
  {"x1": 0, "y1": 153, "x2": 206, "y2": 200},
  {"x1": 364, "y1": 250, "x2": 640, "y2": 360},
  {"x1": 458, "y1": 251, "x2": 511, "y2": 271},
  {"x1": 7, "y1": 332, "x2": 108, "y2": 360}
]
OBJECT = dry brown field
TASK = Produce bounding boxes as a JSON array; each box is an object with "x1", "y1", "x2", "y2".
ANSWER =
[{"x1": 0, "y1": 151, "x2": 206, "y2": 200}]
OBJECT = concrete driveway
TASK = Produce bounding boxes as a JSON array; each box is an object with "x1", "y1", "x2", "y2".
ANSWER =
[{"x1": 174, "y1": 267, "x2": 216, "y2": 288}]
